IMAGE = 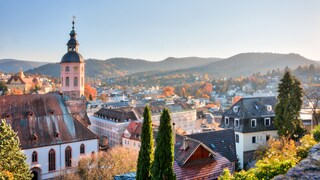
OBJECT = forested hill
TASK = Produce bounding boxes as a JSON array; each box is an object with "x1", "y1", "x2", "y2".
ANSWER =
[
  {"x1": 19, "y1": 53, "x2": 319, "y2": 78},
  {"x1": 0, "y1": 59, "x2": 48, "y2": 73},
  {"x1": 174, "y1": 53, "x2": 317, "y2": 78},
  {"x1": 25, "y1": 57, "x2": 221, "y2": 77}
]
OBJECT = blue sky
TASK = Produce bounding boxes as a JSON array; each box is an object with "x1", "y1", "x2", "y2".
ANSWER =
[{"x1": 1, "y1": 1, "x2": 320, "y2": 62}]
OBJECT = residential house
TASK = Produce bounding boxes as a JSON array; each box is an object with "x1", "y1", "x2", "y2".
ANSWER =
[
  {"x1": 220, "y1": 97, "x2": 278, "y2": 168},
  {"x1": 122, "y1": 121, "x2": 143, "y2": 151},
  {"x1": 186, "y1": 129, "x2": 237, "y2": 171},
  {"x1": 174, "y1": 134, "x2": 234, "y2": 179}
]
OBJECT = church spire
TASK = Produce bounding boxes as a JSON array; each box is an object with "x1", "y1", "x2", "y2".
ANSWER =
[{"x1": 67, "y1": 16, "x2": 79, "y2": 52}]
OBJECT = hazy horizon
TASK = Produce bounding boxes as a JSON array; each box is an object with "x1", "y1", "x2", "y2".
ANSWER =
[{"x1": 1, "y1": 1, "x2": 320, "y2": 62}]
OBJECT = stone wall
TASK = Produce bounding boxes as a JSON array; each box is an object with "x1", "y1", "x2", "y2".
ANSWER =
[{"x1": 274, "y1": 143, "x2": 320, "y2": 179}]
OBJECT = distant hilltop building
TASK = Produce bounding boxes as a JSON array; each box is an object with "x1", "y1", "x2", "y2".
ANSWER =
[
  {"x1": 60, "y1": 19, "x2": 85, "y2": 99},
  {"x1": 6, "y1": 69, "x2": 41, "y2": 93}
]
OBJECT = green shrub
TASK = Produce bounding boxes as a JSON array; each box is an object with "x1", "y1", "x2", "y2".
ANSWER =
[{"x1": 312, "y1": 125, "x2": 320, "y2": 142}]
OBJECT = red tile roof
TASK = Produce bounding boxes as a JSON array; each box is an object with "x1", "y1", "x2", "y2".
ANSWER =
[
  {"x1": 174, "y1": 134, "x2": 233, "y2": 179},
  {"x1": 174, "y1": 153, "x2": 233, "y2": 180}
]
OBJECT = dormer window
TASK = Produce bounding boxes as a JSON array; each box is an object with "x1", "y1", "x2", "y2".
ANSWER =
[
  {"x1": 54, "y1": 131, "x2": 60, "y2": 138},
  {"x1": 225, "y1": 117, "x2": 229, "y2": 125},
  {"x1": 32, "y1": 134, "x2": 38, "y2": 140},
  {"x1": 5, "y1": 113, "x2": 10, "y2": 118},
  {"x1": 29, "y1": 112, "x2": 34, "y2": 117},
  {"x1": 233, "y1": 106, "x2": 239, "y2": 113},
  {"x1": 251, "y1": 119, "x2": 257, "y2": 128},
  {"x1": 265, "y1": 105, "x2": 272, "y2": 111},
  {"x1": 234, "y1": 118, "x2": 239, "y2": 128},
  {"x1": 49, "y1": 110, "x2": 54, "y2": 115}
]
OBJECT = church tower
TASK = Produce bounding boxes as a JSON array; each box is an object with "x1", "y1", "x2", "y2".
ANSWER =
[{"x1": 60, "y1": 19, "x2": 85, "y2": 99}]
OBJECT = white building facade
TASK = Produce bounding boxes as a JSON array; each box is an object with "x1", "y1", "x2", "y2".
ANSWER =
[{"x1": 24, "y1": 139, "x2": 98, "y2": 179}]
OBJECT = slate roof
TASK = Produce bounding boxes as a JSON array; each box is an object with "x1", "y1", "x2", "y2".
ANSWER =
[
  {"x1": 220, "y1": 97, "x2": 278, "y2": 133},
  {"x1": 61, "y1": 51, "x2": 85, "y2": 63},
  {"x1": 94, "y1": 107, "x2": 138, "y2": 123},
  {"x1": 186, "y1": 129, "x2": 237, "y2": 163},
  {"x1": 223, "y1": 96, "x2": 277, "y2": 118},
  {"x1": 0, "y1": 93, "x2": 98, "y2": 149}
]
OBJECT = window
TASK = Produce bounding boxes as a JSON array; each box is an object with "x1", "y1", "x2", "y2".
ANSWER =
[
  {"x1": 225, "y1": 117, "x2": 229, "y2": 125},
  {"x1": 48, "y1": 149, "x2": 56, "y2": 171},
  {"x1": 252, "y1": 136, "x2": 256, "y2": 143},
  {"x1": 65, "y1": 146, "x2": 72, "y2": 167},
  {"x1": 265, "y1": 118, "x2": 271, "y2": 127},
  {"x1": 81, "y1": 66, "x2": 84, "y2": 72},
  {"x1": 266, "y1": 135, "x2": 271, "y2": 141},
  {"x1": 74, "y1": 77, "x2": 78, "y2": 86},
  {"x1": 265, "y1": 105, "x2": 272, "y2": 111},
  {"x1": 80, "y1": 144, "x2": 85, "y2": 154},
  {"x1": 233, "y1": 106, "x2": 239, "y2": 113},
  {"x1": 235, "y1": 134, "x2": 239, "y2": 143},
  {"x1": 65, "y1": 66, "x2": 70, "y2": 72},
  {"x1": 66, "y1": 77, "x2": 69, "y2": 87},
  {"x1": 234, "y1": 118, "x2": 239, "y2": 128},
  {"x1": 32, "y1": 151, "x2": 38, "y2": 163},
  {"x1": 251, "y1": 119, "x2": 257, "y2": 128},
  {"x1": 61, "y1": 77, "x2": 63, "y2": 87}
]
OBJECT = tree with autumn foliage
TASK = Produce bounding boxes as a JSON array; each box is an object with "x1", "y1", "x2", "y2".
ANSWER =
[
  {"x1": 10, "y1": 88, "x2": 24, "y2": 95},
  {"x1": 162, "y1": 86, "x2": 175, "y2": 97},
  {"x1": 202, "y1": 82, "x2": 213, "y2": 94},
  {"x1": 219, "y1": 135, "x2": 316, "y2": 180},
  {"x1": 84, "y1": 84, "x2": 97, "y2": 101},
  {"x1": 62, "y1": 146, "x2": 138, "y2": 180}
]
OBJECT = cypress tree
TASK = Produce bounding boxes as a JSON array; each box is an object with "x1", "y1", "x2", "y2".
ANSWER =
[
  {"x1": 137, "y1": 106, "x2": 154, "y2": 180},
  {"x1": 0, "y1": 119, "x2": 32, "y2": 179},
  {"x1": 274, "y1": 71, "x2": 305, "y2": 139},
  {"x1": 152, "y1": 108, "x2": 176, "y2": 180}
]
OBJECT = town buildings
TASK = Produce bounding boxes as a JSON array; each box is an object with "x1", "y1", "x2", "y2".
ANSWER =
[
  {"x1": 220, "y1": 96, "x2": 278, "y2": 168},
  {"x1": 89, "y1": 107, "x2": 139, "y2": 148}
]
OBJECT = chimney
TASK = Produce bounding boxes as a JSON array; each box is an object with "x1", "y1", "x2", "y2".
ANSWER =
[
  {"x1": 172, "y1": 123, "x2": 175, "y2": 144},
  {"x1": 183, "y1": 137, "x2": 188, "y2": 150}
]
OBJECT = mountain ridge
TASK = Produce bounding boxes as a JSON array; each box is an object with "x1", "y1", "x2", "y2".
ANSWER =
[{"x1": 3, "y1": 52, "x2": 318, "y2": 78}]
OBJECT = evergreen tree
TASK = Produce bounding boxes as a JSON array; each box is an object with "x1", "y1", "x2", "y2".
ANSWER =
[
  {"x1": 137, "y1": 106, "x2": 154, "y2": 180},
  {"x1": 0, "y1": 119, "x2": 32, "y2": 179},
  {"x1": 274, "y1": 71, "x2": 305, "y2": 139},
  {"x1": 152, "y1": 108, "x2": 176, "y2": 180}
]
